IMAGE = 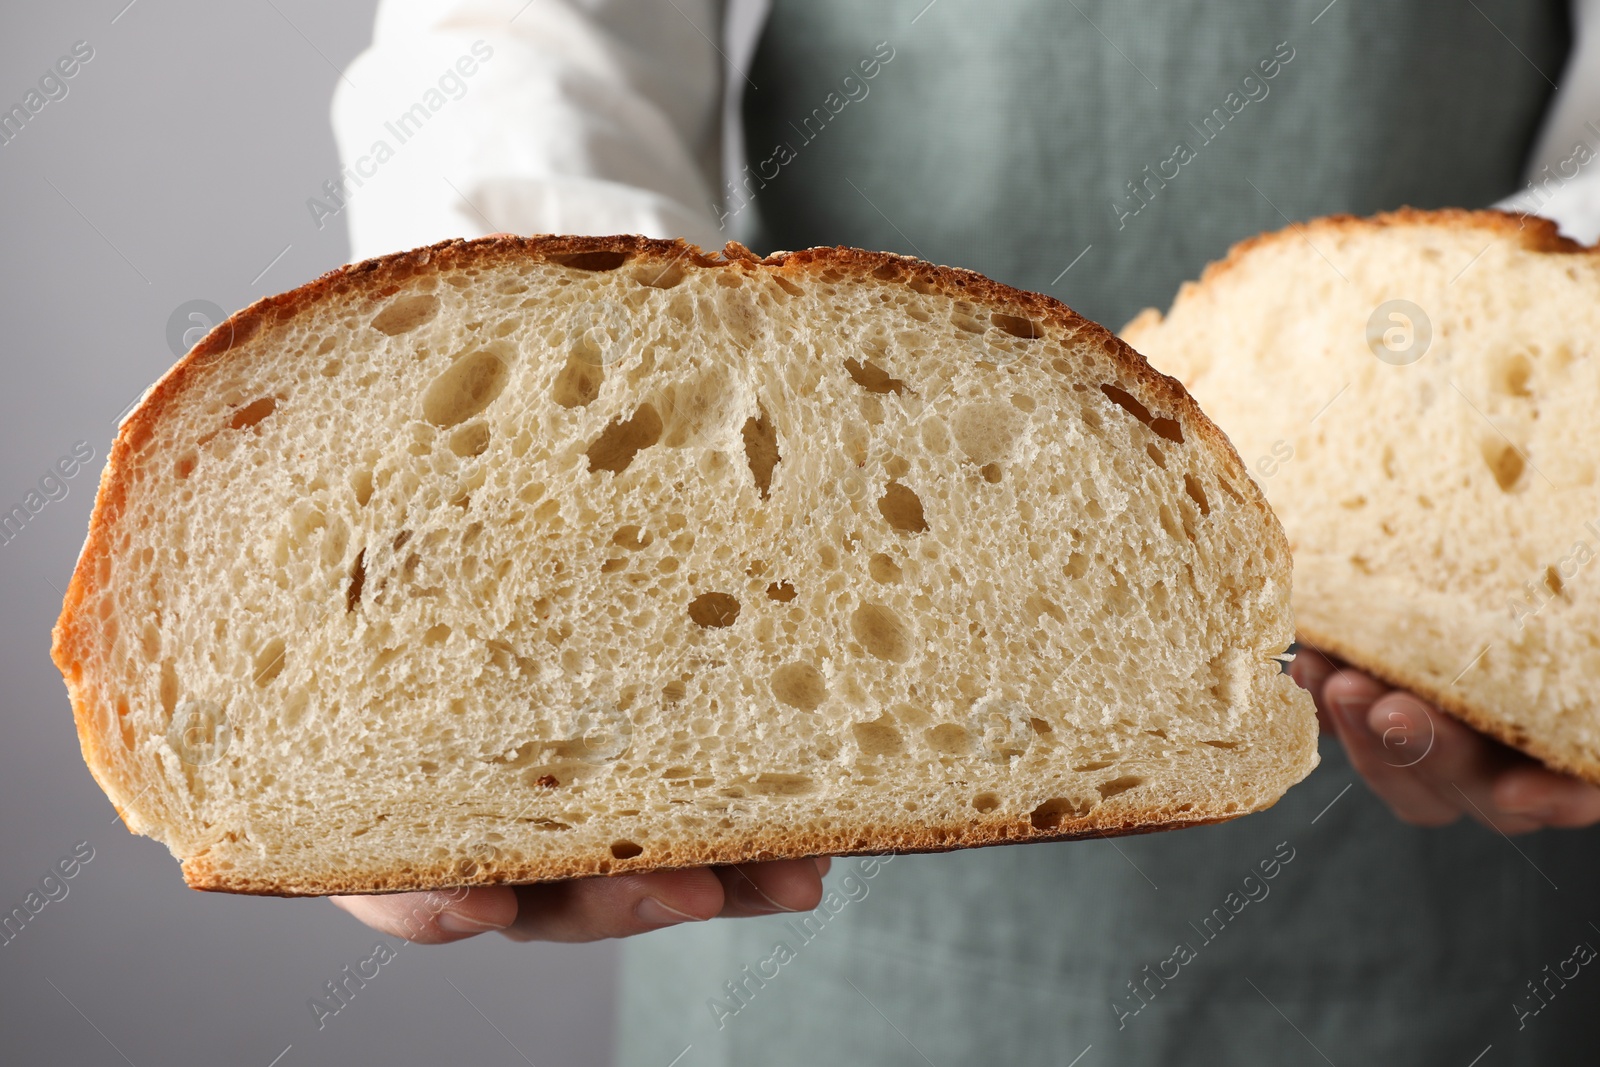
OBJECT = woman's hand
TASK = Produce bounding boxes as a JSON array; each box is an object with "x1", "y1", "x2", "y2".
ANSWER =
[
  {"x1": 330, "y1": 857, "x2": 831, "y2": 944},
  {"x1": 1290, "y1": 647, "x2": 1600, "y2": 834}
]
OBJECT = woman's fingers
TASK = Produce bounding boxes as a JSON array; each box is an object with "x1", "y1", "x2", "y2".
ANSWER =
[
  {"x1": 713, "y1": 858, "x2": 828, "y2": 918},
  {"x1": 331, "y1": 855, "x2": 840, "y2": 945},
  {"x1": 501, "y1": 867, "x2": 727, "y2": 943},
  {"x1": 501, "y1": 857, "x2": 829, "y2": 939},
  {"x1": 1287, "y1": 646, "x2": 1340, "y2": 732},
  {"x1": 330, "y1": 887, "x2": 519, "y2": 944},
  {"x1": 1491, "y1": 760, "x2": 1600, "y2": 828},
  {"x1": 1322, "y1": 672, "x2": 1463, "y2": 828},
  {"x1": 1318, "y1": 666, "x2": 1600, "y2": 835}
]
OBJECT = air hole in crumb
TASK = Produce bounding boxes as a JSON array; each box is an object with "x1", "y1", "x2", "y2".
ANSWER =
[
  {"x1": 741, "y1": 406, "x2": 780, "y2": 498},
  {"x1": 423, "y1": 624, "x2": 450, "y2": 646},
  {"x1": 991, "y1": 312, "x2": 1042, "y2": 339},
  {"x1": 773, "y1": 275, "x2": 804, "y2": 297},
  {"x1": 973, "y1": 792, "x2": 1000, "y2": 813},
  {"x1": 878, "y1": 482, "x2": 928, "y2": 534},
  {"x1": 610, "y1": 840, "x2": 644, "y2": 859},
  {"x1": 1483, "y1": 440, "x2": 1526, "y2": 491},
  {"x1": 952, "y1": 400, "x2": 1026, "y2": 466},
  {"x1": 868, "y1": 553, "x2": 902, "y2": 583},
  {"x1": 370, "y1": 293, "x2": 441, "y2": 336},
  {"x1": 552, "y1": 349, "x2": 605, "y2": 408},
  {"x1": 748, "y1": 774, "x2": 816, "y2": 797},
  {"x1": 926, "y1": 723, "x2": 972, "y2": 754},
  {"x1": 450, "y1": 421, "x2": 492, "y2": 457},
  {"x1": 851, "y1": 602, "x2": 912, "y2": 662},
  {"x1": 662, "y1": 679, "x2": 686, "y2": 703},
  {"x1": 1097, "y1": 775, "x2": 1144, "y2": 800},
  {"x1": 1203, "y1": 740, "x2": 1240, "y2": 750},
  {"x1": 345, "y1": 549, "x2": 366, "y2": 612},
  {"x1": 688, "y1": 591, "x2": 740, "y2": 628},
  {"x1": 1146, "y1": 443, "x2": 1166, "y2": 469},
  {"x1": 1492, "y1": 352, "x2": 1534, "y2": 397},
  {"x1": 586, "y1": 403, "x2": 663, "y2": 474},
  {"x1": 550, "y1": 249, "x2": 629, "y2": 271},
  {"x1": 844, "y1": 357, "x2": 905, "y2": 394},
  {"x1": 980, "y1": 462, "x2": 1002, "y2": 483},
  {"x1": 852, "y1": 716, "x2": 904, "y2": 756},
  {"x1": 1184, "y1": 474, "x2": 1210, "y2": 516},
  {"x1": 423, "y1": 347, "x2": 511, "y2": 427},
  {"x1": 766, "y1": 580, "x2": 797, "y2": 602},
  {"x1": 772, "y1": 662, "x2": 827, "y2": 710},
  {"x1": 352, "y1": 470, "x2": 374, "y2": 507},
  {"x1": 1100, "y1": 383, "x2": 1151, "y2": 424},
  {"x1": 613, "y1": 525, "x2": 652, "y2": 550},
  {"x1": 1064, "y1": 552, "x2": 1088, "y2": 579},
  {"x1": 253, "y1": 638, "x2": 286, "y2": 686},
  {"x1": 632, "y1": 260, "x2": 686, "y2": 288},
  {"x1": 1024, "y1": 593, "x2": 1066, "y2": 624},
  {"x1": 230, "y1": 397, "x2": 277, "y2": 431},
  {"x1": 175, "y1": 452, "x2": 197, "y2": 480},
  {"x1": 1099, "y1": 384, "x2": 1183, "y2": 443},
  {"x1": 1547, "y1": 566, "x2": 1564, "y2": 595},
  {"x1": 1030, "y1": 797, "x2": 1087, "y2": 830}
]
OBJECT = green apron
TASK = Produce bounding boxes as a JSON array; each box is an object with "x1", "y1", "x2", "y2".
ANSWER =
[{"x1": 622, "y1": 3, "x2": 1594, "y2": 1063}]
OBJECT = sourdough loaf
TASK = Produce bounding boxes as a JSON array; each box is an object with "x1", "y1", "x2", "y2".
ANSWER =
[
  {"x1": 1125, "y1": 209, "x2": 1600, "y2": 783},
  {"x1": 53, "y1": 235, "x2": 1317, "y2": 895}
]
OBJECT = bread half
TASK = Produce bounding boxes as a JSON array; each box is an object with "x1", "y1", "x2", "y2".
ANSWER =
[
  {"x1": 52, "y1": 235, "x2": 1316, "y2": 895},
  {"x1": 1125, "y1": 209, "x2": 1600, "y2": 783}
]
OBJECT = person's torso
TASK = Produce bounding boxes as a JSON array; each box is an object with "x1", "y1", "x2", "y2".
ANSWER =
[{"x1": 621, "y1": 4, "x2": 1595, "y2": 1064}]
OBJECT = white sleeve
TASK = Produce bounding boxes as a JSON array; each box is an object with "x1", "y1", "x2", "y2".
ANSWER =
[
  {"x1": 1495, "y1": 0, "x2": 1600, "y2": 244},
  {"x1": 329, "y1": 0, "x2": 730, "y2": 262}
]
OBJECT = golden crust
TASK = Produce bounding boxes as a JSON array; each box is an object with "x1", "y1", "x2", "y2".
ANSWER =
[
  {"x1": 52, "y1": 233, "x2": 1300, "y2": 895},
  {"x1": 185, "y1": 803, "x2": 1249, "y2": 896},
  {"x1": 1197, "y1": 207, "x2": 1590, "y2": 287}
]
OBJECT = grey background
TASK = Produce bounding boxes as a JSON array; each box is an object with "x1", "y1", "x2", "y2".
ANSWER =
[{"x1": 0, "y1": 3, "x2": 620, "y2": 1064}]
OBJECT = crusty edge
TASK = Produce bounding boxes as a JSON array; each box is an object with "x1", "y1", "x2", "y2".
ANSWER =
[
  {"x1": 184, "y1": 801, "x2": 1262, "y2": 896},
  {"x1": 52, "y1": 233, "x2": 1308, "y2": 893},
  {"x1": 1196, "y1": 206, "x2": 1590, "y2": 287},
  {"x1": 1123, "y1": 207, "x2": 1594, "y2": 335}
]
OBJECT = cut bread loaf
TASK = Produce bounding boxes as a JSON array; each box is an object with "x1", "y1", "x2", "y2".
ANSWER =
[
  {"x1": 1124, "y1": 209, "x2": 1600, "y2": 783},
  {"x1": 52, "y1": 235, "x2": 1316, "y2": 896}
]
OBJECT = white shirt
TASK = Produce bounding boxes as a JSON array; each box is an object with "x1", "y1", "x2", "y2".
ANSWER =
[{"x1": 329, "y1": 0, "x2": 1600, "y2": 262}]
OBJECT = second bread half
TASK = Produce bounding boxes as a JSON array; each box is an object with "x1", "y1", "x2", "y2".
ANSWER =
[{"x1": 1126, "y1": 209, "x2": 1600, "y2": 783}]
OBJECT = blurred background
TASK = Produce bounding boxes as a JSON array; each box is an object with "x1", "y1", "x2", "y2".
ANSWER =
[{"x1": 0, "y1": 3, "x2": 620, "y2": 1063}]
